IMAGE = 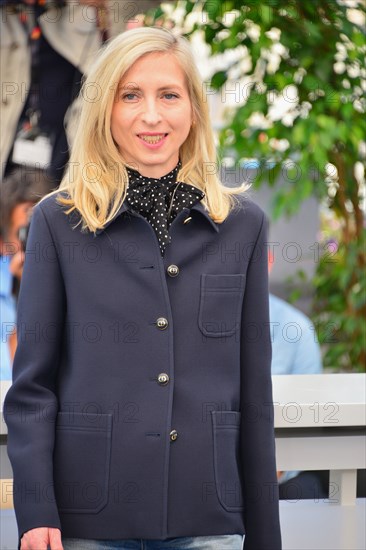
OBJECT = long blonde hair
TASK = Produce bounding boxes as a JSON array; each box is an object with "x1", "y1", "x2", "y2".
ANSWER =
[{"x1": 41, "y1": 26, "x2": 249, "y2": 233}]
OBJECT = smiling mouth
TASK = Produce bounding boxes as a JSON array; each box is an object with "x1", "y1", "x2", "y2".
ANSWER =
[{"x1": 138, "y1": 134, "x2": 168, "y2": 144}]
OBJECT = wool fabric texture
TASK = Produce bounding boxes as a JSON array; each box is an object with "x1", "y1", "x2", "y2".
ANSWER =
[{"x1": 125, "y1": 160, "x2": 205, "y2": 257}]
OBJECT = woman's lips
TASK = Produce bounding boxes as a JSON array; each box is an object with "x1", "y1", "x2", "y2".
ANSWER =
[{"x1": 137, "y1": 133, "x2": 168, "y2": 148}]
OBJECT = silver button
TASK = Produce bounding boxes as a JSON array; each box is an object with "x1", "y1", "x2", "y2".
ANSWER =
[
  {"x1": 156, "y1": 317, "x2": 168, "y2": 330},
  {"x1": 167, "y1": 264, "x2": 179, "y2": 277},
  {"x1": 170, "y1": 429, "x2": 178, "y2": 442},
  {"x1": 157, "y1": 373, "x2": 170, "y2": 385},
  {"x1": 183, "y1": 216, "x2": 192, "y2": 224}
]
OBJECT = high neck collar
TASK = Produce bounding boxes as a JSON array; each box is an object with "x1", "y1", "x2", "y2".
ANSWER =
[
  {"x1": 125, "y1": 160, "x2": 182, "y2": 185},
  {"x1": 124, "y1": 158, "x2": 205, "y2": 257}
]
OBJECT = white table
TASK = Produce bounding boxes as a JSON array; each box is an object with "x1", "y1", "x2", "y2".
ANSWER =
[
  {"x1": 272, "y1": 374, "x2": 366, "y2": 506},
  {"x1": 279, "y1": 498, "x2": 366, "y2": 550}
]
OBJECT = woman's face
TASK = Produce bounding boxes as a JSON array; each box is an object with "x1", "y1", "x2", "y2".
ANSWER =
[{"x1": 111, "y1": 52, "x2": 193, "y2": 178}]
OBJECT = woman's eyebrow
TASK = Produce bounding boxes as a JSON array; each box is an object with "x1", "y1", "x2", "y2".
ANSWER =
[{"x1": 119, "y1": 84, "x2": 184, "y2": 92}]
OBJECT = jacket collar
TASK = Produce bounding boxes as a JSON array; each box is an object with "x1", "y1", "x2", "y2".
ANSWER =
[
  {"x1": 94, "y1": 199, "x2": 219, "y2": 235},
  {"x1": 190, "y1": 201, "x2": 220, "y2": 233}
]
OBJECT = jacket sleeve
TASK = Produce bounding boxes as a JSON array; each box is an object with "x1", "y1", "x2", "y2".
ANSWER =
[
  {"x1": 240, "y1": 212, "x2": 282, "y2": 550},
  {"x1": 3, "y1": 202, "x2": 65, "y2": 545}
]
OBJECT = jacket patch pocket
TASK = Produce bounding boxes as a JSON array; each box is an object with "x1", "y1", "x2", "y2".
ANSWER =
[
  {"x1": 53, "y1": 412, "x2": 113, "y2": 513},
  {"x1": 211, "y1": 410, "x2": 244, "y2": 512},
  {"x1": 198, "y1": 274, "x2": 246, "y2": 337}
]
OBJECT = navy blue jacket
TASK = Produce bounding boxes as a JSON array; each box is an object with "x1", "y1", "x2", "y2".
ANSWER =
[{"x1": 4, "y1": 191, "x2": 282, "y2": 549}]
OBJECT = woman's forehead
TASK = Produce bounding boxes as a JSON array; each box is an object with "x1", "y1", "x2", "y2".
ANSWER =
[{"x1": 119, "y1": 52, "x2": 187, "y2": 86}]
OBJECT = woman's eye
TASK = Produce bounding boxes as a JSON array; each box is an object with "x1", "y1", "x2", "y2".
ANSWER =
[
  {"x1": 121, "y1": 92, "x2": 179, "y2": 101},
  {"x1": 122, "y1": 93, "x2": 138, "y2": 100}
]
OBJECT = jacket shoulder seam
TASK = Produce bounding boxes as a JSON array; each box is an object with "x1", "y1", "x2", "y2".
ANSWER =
[{"x1": 37, "y1": 202, "x2": 64, "y2": 276}]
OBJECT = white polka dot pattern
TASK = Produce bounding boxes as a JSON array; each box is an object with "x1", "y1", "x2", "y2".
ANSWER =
[{"x1": 125, "y1": 159, "x2": 205, "y2": 257}]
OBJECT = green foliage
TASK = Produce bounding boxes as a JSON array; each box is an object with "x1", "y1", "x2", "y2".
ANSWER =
[
  {"x1": 152, "y1": 0, "x2": 366, "y2": 372},
  {"x1": 312, "y1": 234, "x2": 366, "y2": 372}
]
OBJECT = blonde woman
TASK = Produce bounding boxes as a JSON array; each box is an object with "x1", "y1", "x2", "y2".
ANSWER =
[{"x1": 4, "y1": 26, "x2": 282, "y2": 550}]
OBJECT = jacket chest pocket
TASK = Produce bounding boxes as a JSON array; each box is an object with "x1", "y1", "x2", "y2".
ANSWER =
[{"x1": 198, "y1": 274, "x2": 246, "y2": 337}]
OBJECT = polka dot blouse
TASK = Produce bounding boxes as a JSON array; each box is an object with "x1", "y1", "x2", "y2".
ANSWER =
[{"x1": 125, "y1": 159, "x2": 205, "y2": 257}]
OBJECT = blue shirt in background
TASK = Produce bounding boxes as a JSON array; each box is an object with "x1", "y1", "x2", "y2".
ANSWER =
[
  {"x1": 270, "y1": 293, "x2": 322, "y2": 376},
  {"x1": 0, "y1": 255, "x2": 17, "y2": 381}
]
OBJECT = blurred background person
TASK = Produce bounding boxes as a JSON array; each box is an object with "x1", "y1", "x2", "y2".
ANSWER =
[
  {"x1": 1, "y1": 0, "x2": 161, "y2": 183},
  {"x1": 269, "y1": 249, "x2": 322, "y2": 377},
  {"x1": 0, "y1": 164, "x2": 55, "y2": 380}
]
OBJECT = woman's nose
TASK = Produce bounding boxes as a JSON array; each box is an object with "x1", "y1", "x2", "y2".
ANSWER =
[{"x1": 140, "y1": 100, "x2": 162, "y2": 125}]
